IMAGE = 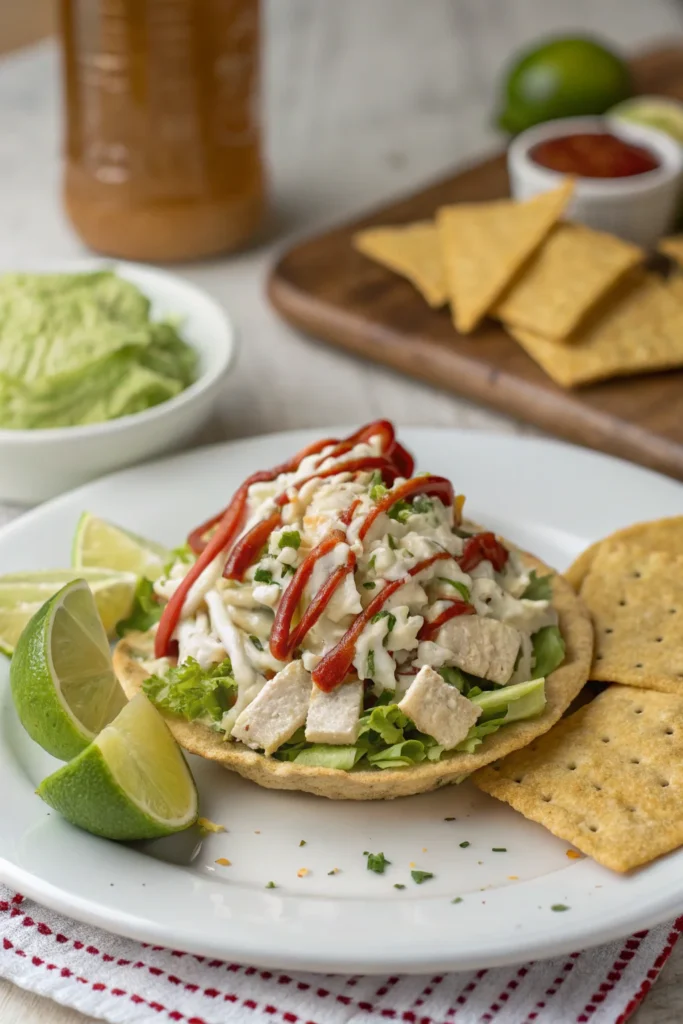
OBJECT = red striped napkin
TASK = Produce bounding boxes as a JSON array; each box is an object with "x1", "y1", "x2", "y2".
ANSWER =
[{"x1": 0, "y1": 887, "x2": 679, "y2": 1024}]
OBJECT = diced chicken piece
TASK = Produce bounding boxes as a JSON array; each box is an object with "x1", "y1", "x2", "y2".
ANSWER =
[
  {"x1": 232, "y1": 660, "x2": 311, "y2": 755},
  {"x1": 305, "y1": 680, "x2": 364, "y2": 745},
  {"x1": 436, "y1": 616, "x2": 521, "y2": 684},
  {"x1": 398, "y1": 666, "x2": 481, "y2": 750}
]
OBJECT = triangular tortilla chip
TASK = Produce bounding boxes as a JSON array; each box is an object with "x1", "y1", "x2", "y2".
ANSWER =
[
  {"x1": 437, "y1": 181, "x2": 574, "y2": 333},
  {"x1": 353, "y1": 222, "x2": 447, "y2": 308},
  {"x1": 494, "y1": 222, "x2": 642, "y2": 341},
  {"x1": 509, "y1": 271, "x2": 683, "y2": 388}
]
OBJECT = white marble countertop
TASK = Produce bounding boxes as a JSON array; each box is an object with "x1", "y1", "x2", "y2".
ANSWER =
[{"x1": 1, "y1": 2, "x2": 683, "y2": 1020}]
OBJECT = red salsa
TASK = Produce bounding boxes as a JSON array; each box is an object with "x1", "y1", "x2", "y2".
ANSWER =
[{"x1": 531, "y1": 132, "x2": 660, "y2": 179}]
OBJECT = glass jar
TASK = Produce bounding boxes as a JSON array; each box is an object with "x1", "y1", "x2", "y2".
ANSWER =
[{"x1": 59, "y1": 0, "x2": 264, "y2": 262}]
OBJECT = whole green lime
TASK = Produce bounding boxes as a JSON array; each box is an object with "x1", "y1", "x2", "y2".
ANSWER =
[{"x1": 498, "y1": 36, "x2": 632, "y2": 134}]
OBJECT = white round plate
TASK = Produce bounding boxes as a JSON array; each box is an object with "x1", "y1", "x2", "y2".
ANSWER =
[{"x1": 0, "y1": 428, "x2": 681, "y2": 974}]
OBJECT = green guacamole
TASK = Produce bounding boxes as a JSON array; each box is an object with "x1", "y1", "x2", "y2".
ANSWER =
[{"x1": 0, "y1": 271, "x2": 197, "y2": 429}]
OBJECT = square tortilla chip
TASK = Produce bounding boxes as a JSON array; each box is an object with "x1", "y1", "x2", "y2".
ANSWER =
[
  {"x1": 437, "y1": 180, "x2": 573, "y2": 334},
  {"x1": 353, "y1": 222, "x2": 447, "y2": 308},
  {"x1": 564, "y1": 516, "x2": 683, "y2": 591},
  {"x1": 580, "y1": 543, "x2": 683, "y2": 692},
  {"x1": 473, "y1": 685, "x2": 683, "y2": 872},
  {"x1": 509, "y1": 271, "x2": 683, "y2": 387},
  {"x1": 494, "y1": 222, "x2": 642, "y2": 340}
]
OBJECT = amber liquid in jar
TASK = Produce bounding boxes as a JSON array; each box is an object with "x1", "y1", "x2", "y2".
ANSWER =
[{"x1": 60, "y1": 0, "x2": 263, "y2": 262}]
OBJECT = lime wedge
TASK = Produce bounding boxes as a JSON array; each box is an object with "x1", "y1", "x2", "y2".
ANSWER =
[
  {"x1": 11, "y1": 579, "x2": 127, "y2": 760},
  {"x1": 609, "y1": 96, "x2": 683, "y2": 144},
  {"x1": 73, "y1": 512, "x2": 171, "y2": 580},
  {"x1": 37, "y1": 693, "x2": 198, "y2": 840},
  {"x1": 0, "y1": 568, "x2": 137, "y2": 655}
]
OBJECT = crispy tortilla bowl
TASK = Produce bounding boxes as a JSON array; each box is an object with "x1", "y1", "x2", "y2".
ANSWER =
[{"x1": 113, "y1": 551, "x2": 592, "y2": 800}]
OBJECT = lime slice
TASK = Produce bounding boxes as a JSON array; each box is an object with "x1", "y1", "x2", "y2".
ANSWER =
[
  {"x1": 0, "y1": 567, "x2": 138, "y2": 655},
  {"x1": 10, "y1": 579, "x2": 127, "y2": 760},
  {"x1": 498, "y1": 37, "x2": 632, "y2": 134},
  {"x1": 609, "y1": 96, "x2": 683, "y2": 144},
  {"x1": 37, "y1": 693, "x2": 198, "y2": 840},
  {"x1": 73, "y1": 512, "x2": 171, "y2": 580}
]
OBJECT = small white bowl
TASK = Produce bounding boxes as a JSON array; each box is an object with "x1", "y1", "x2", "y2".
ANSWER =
[
  {"x1": 0, "y1": 259, "x2": 236, "y2": 504},
  {"x1": 507, "y1": 115, "x2": 683, "y2": 248}
]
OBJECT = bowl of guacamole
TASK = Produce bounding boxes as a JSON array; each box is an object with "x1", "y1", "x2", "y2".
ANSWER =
[{"x1": 0, "y1": 261, "x2": 235, "y2": 503}]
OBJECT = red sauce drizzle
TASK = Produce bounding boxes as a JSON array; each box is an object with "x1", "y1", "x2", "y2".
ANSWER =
[
  {"x1": 458, "y1": 532, "x2": 509, "y2": 574},
  {"x1": 417, "y1": 600, "x2": 475, "y2": 642},
  {"x1": 312, "y1": 551, "x2": 452, "y2": 692}
]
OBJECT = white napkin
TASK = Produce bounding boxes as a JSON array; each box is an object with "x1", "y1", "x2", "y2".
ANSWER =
[{"x1": 0, "y1": 886, "x2": 679, "y2": 1024}]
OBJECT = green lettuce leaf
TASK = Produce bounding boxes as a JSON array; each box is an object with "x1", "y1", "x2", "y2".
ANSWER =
[
  {"x1": 358, "y1": 704, "x2": 409, "y2": 745},
  {"x1": 142, "y1": 657, "x2": 236, "y2": 724},
  {"x1": 115, "y1": 577, "x2": 162, "y2": 636},
  {"x1": 470, "y1": 677, "x2": 546, "y2": 721},
  {"x1": 532, "y1": 625, "x2": 566, "y2": 677},
  {"x1": 292, "y1": 745, "x2": 364, "y2": 770},
  {"x1": 367, "y1": 739, "x2": 427, "y2": 768},
  {"x1": 522, "y1": 570, "x2": 553, "y2": 601},
  {"x1": 458, "y1": 678, "x2": 547, "y2": 752}
]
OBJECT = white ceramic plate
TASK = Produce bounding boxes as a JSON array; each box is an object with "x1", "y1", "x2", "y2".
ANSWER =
[{"x1": 0, "y1": 428, "x2": 681, "y2": 974}]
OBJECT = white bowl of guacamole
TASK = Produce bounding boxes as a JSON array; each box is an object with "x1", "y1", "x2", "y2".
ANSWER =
[{"x1": 0, "y1": 260, "x2": 235, "y2": 503}]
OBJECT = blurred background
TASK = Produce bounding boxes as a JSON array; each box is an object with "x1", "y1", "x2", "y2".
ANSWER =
[{"x1": 1, "y1": 0, "x2": 682, "y2": 441}]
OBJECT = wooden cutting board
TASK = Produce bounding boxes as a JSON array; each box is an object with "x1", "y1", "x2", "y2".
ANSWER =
[{"x1": 268, "y1": 45, "x2": 683, "y2": 482}]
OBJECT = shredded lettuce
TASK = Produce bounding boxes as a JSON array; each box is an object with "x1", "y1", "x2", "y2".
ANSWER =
[
  {"x1": 456, "y1": 678, "x2": 547, "y2": 752},
  {"x1": 522, "y1": 571, "x2": 553, "y2": 601},
  {"x1": 115, "y1": 577, "x2": 162, "y2": 636},
  {"x1": 470, "y1": 677, "x2": 546, "y2": 721},
  {"x1": 367, "y1": 739, "x2": 427, "y2": 768},
  {"x1": 292, "y1": 745, "x2": 363, "y2": 770},
  {"x1": 142, "y1": 657, "x2": 237, "y2": 724},
  {"x1": 532, "y1": 625, "x2": 565, "y2": 677},
  {"x1": 358, "y1": 703, "x2": 409, "y2": 745}
]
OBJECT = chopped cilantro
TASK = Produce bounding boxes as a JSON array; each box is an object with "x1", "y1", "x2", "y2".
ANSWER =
[
  {"x1": 249, "y1": 635, "x2": 264, "y2": 651},
  {"x1": 362, "y1": 581, "x2": 376, "y2": 590},
  {"x1": 387, "y1": 499, "x2": 411, "y2": 522},
  {"x1": 394, "y1": 883, "x2": 406, "y2": 890},
  {"x1": 411, "y1": 496, "x2": 433, "y2": 515},
  {"x1": 279, "y1": 530, "x2": 301, "y2": 551},
  {"x1": 281, "y1": 564, "x2": 296, "y2": 577},
  {"x1": 265, "y1": 881, "x2": 277, "y2": 889},
  {"x1": 551, "y1": 904, "x2": 570, "y2": 912},
  {"x1": 254, "y1": 567, "x2": 274, "y2": 584},
  {"x1": 438, "y1": 578, "x2": 470, "y2": 602},
  {"x1": 366, "y1": 851, "x2": 390, "y2": 874},
  {"x1": 368, "y1": 554, "x2": 377, "y2": 572},
  {"x1": 371, "y1": 610, "x2": 396, "y2": 635},
  {"x1": 299, "y1": 839, "x2": 307, "y2": 847},
  {"x1": 411, "y1": 870, "x2": 434, "y2": 884},
  {"x1": 366, "y1": 649, "x2": 375, "y2": 677},
  {"x1": 522, "y1": 570, "x2": 553, "y2": 601},
  {"x1": 451, "y1": 897, "x2": 463, "y2": 904},
  {"x1": 459, "y1": 841, "x2": 470, "y2": 849},
  {"x1": 492, "y1": 847, "x2": 507, "y2": 853},
  {"x1": 388, "y1": 534, "x2": 398, "y2": 551}
]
